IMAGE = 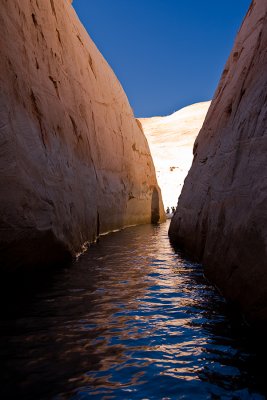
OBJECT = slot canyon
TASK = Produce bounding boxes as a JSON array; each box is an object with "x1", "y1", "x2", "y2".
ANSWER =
[{"x1": 0, "y1": 0, "x2": 266, "y2": 399}]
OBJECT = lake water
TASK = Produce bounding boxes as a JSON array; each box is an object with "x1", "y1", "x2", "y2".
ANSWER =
[{"x1": 1, "y1": 221, "x2": 266, "y2": 399}]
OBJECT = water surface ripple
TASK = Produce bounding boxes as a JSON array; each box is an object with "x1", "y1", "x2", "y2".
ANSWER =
[{"x1": 1, "y1": 222, "x2": 266, "y2": 399}]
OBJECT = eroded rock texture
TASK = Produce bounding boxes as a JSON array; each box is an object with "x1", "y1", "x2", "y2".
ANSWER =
[
  {"x1": 0, "y1": 0, "x2": 164, "y2": 270},
  {"x1": 138, "y1": 102, "x2": 211, "y2": 209},
  {"x1": 169, "y1": 0, "x2": 267, "y2": 323}
]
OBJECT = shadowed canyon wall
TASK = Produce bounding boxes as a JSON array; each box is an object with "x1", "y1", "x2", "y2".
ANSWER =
[
  {"x1": 169, "y1": 0, "x2": 267, "y2": 323},
  {"x1": 0, "y1": 0, "x2": 164, "y2": 270},
  {"x1": 138, "y1": 102, "x2": 211, "y2": 209}
]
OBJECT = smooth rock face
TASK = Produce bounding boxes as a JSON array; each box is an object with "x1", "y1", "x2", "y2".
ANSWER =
[
  {"x1": 169, "y1": 0, "x2": 267, "y2": 323},
  {"x1": 0, "y1": 0, "x2": 164, "y2": 270},
  {"x1": 138, "y1": 102, "x2": 211, "y2": 209}
]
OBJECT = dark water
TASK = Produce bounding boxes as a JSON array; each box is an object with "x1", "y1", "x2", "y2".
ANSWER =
[{"x1": 1, "y1": 222, "x2": 266, "y2": 399}]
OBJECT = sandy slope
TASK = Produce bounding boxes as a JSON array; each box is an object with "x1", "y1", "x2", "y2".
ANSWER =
[{"x1": 138, "y1": 101, "x2": 211, "y2": 209}]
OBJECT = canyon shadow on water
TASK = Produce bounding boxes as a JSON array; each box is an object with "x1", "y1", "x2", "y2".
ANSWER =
[{"x1": 0, "y1": 221, "x2": 267, "y2": 399}]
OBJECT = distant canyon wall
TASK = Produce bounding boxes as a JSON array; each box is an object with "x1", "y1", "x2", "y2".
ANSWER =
[
  {"x1": 0, "y1": 0, "x2": 164, "y2": 270},
  {"x1": 169, "y1": 0, "x2": 267, "y2": 323},
  {"x1": 138, "y1": 102, "x2": 211, "y2": 209}
]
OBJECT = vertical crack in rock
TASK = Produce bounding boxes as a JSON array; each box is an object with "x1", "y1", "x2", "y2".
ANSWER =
[
  {"x1": 49, "y1": 0, "x2": 57, "y2": 21},
  {"x1": 96, "y1": 211, "x2": 100, "y2": 238},
  {"x1": 49, "y1": 75, "x2": 60, "y2": 99},
  {"x1": 88, "y1": 53, "x2": 97, "y2": 80},
  {"x1": 56, "y1": 29, "x2": 62, "y2": 46},
  {"x1": 30, "y1": 90, "x2": 46, "y2": 147},
  {"x1": 151, "y1": 187, "x2": 160, "y2": 224},
  {"x1": 31, "y1": 13, "x2": 38, "y2": 27}
]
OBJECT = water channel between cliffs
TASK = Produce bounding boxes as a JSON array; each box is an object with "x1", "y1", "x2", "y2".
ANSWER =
[{"x1": 1, "y1": 221, "x2": 266, "y2": 400}]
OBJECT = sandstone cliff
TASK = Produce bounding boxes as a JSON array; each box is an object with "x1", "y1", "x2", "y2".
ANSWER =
[
  {"x1": 138, "y1": 102, "x2": 211, "y2": 209},
  {"x1": 169, "y1": 0, "x2": 267, "y2": 323},
  {"x1": 0, "y1": 0, "x2": 164, "y2": 270}
]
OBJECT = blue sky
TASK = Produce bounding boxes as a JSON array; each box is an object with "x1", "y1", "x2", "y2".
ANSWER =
[{"x1": 72, "y1": 0, "x2": 251, "y2": 117}]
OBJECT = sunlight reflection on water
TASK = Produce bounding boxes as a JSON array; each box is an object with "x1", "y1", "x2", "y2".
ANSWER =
[{"x1": 0, "y1": 222, "x2": 266, "y2": 399}]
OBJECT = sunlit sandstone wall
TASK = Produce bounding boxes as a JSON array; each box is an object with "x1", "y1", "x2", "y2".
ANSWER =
[
  {"x1": 138, "y1": 102, "x2": 211, "y2": 209},
  {"x1": 169, "y1": 0, "x2": 267, "y2": 323},
  {"x1": 0, "y1": 0, "x2": 164, "y2": 269}
]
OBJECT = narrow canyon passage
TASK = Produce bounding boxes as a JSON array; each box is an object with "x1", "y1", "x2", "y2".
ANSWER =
[{"x1": 1, "y1": 222, "x2": 266, "y2": 400}]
